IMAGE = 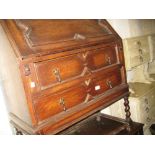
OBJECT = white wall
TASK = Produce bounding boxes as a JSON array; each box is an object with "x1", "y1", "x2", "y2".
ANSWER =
[
  {"x1": 0, "y1": 25, "x2": 13, "y2": 135},
  {"x1": 107, "y1": 19, "x2": 131, "y2": 38},
  {"x1": 0, "y1": 80, "x2": 12, "y2": 135},
  {"x1": 107, "y1": 19, "x2": 155, "y2": 38}
]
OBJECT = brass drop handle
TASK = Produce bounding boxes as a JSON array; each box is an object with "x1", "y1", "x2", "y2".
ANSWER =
[
  {"x1": 136, "y1": 41, "x2": 141, "y2": 47},
  {"x1": 139, "y1": 49, "x2": 143, "y2": 55},
  {"x1": 53, "y1": 68, "x2": 61, "y2": 82},
  {"x1": 59, "y1": 98, "x2": 66, "y2": 111},
  {"x1": 139, "y1": 55, "x2": 143, "y2": 62},
  {"x1": 105, "y1": 55, "x2": 111, "y2": 65},
  {"x1": 145, "y1": 107, "x2": 149, "y2": 113},
  {"x1": 147, "y1": 117, "x2": 151, "y2": 122},
  {"x1": 106, "y1": 80, "x2": 113, "y2": 89}
]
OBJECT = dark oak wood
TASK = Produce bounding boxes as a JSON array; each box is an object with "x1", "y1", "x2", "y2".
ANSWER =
[
  {"x1": 124, "y1": 96, "x2": 132, "y2": 123},
  {"x1": 1, "y1": 19, "x2": 133, "y2": 134},
  {"x1": 34, "y1": 83, "x2": 88, "y2": 122},
  {"x1": 58, "y1": 113, "x2": 144, "y2": 135}
]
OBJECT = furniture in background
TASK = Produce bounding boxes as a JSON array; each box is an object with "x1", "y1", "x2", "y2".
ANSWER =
[{"x1": 103, "y1": 34, "x2": 155, "y2": 134}]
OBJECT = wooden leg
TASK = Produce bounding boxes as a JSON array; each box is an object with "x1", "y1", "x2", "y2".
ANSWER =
[
  {"x1": 124, "y1": 96, "x2": 132, "y2": 131},
  {"x1": 15, "y1": 128, "x2": 23, "y2": 135}
]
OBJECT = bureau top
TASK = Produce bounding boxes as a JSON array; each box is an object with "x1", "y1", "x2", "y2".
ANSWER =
[{"x1": 1, "y1": 19, "x2": 121, "y2": 59}]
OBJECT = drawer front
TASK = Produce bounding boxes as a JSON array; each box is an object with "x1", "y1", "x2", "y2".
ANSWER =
[
  {"x1": 87, "y1": 46, "x2": 117, "y2": 71},
  {"x1": 35, "y1": 54, "x2": 84, "y2": 89},
  {"x1": 34, "y1": 83, "x2": 88, "y2": 122},
  {"x1": 9, "y1": 20, "x2": 113, "y2": 57},
  {"x1": 89, "y1": 69, "x2": 122, "y2": 97},
  {"x1": 41, "y1": 85, "x2": 129, "y2": 134},
  {"x1": 124, "y1": 36, "x2": 150, "y2": 69}
]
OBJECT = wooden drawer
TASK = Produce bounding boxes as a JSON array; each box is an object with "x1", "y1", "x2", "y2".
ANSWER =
[
  {"x1": 41, "y1": 85, "x2": 129, "y2": 134},
  {"x1": 34, "y1": 45, "x2": 119, "y2": 91},
  {"x1": 34, "y1": 83, "x2": 88, "y2": 122},
  {"x1": 34, "y1": 65, "x2": 122, "y2": 123},
  {"x1": 87, "y1": 45, "x2": 117, "y2": 71},
  {"x1": 123, "y1": 36, "x2": 150, "y2": 69},
  {"x1": 35, "y1": 54, "x2": 84, "y2": 90},
  {"x1": 90, "y1": 69, "x2": 122, "y2": 97},
  {"x1": 4, "y1": 20, "x2": 113, "y2": 58}
]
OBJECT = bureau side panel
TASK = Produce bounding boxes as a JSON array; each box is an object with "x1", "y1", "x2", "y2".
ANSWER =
[{"x1": 0, "y1": 24, "x2": 32, "y2": 125}]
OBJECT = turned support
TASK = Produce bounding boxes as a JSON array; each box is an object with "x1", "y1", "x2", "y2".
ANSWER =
[
  {"x1": 15, "y1": 128, "x2": 23, "y2": 135},
  {"x1": 124, "y1": 96, "x2": 132, "y2": 131}
]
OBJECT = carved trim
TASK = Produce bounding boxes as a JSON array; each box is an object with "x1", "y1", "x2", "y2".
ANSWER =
[
  {"x1": 15, "y1": 20, "x2": 33, "y2": 47},
  {"x1": 85, "y1": 79, "x2": 91, "y2": 86},
  {"x1": 84, "y1": 94, "x2": 91, "y2": 103},
  {"x1": 13, "y1": 20, "x2": 115, "y2": 48},
  {"x1": 82, "y1": 51, "x2": 89, "y2": 61},
  {"x1": 98, "y1": 20, "x2": 112, "y2": 34},
  {"x1": 15, "y1": 20, "x2": 30, "y2": 33},
  {"x1": 81, "y1": 66, "x2": 92, "y2": 76}
]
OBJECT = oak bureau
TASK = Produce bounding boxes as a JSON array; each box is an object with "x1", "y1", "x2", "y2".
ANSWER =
[{"x1": 0, "y1": 20, "x2": 133, "y2": 134}]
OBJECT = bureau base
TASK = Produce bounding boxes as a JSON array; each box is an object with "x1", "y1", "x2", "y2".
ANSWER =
[{"x1": 11, "y1": 112, "x2": 143, "y2": 135}]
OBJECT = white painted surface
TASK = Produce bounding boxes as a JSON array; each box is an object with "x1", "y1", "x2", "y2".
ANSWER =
[
  {"x1": 0, "y1": 80, "x2": 12, "y2": 135},
  {"x1": 107, "y1": 19, "x2": 131, "y2": 39}
]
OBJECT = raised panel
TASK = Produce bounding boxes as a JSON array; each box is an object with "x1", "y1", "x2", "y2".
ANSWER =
[
  {"x1": 16, "y1": 20, "x2": 111, "y2": 47},
  {"x1": 87, "y1": 45, "x2": 117, "y2": 70},
  {"x1": 34, "y1": 83, "x2": 88, "y2": 122},
  {"x1": 90, "y1": 69, "x2": 122, "y2": 97},
  {"x1": 35, "y1": 54, "x2": 84, "y2": 90}
]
